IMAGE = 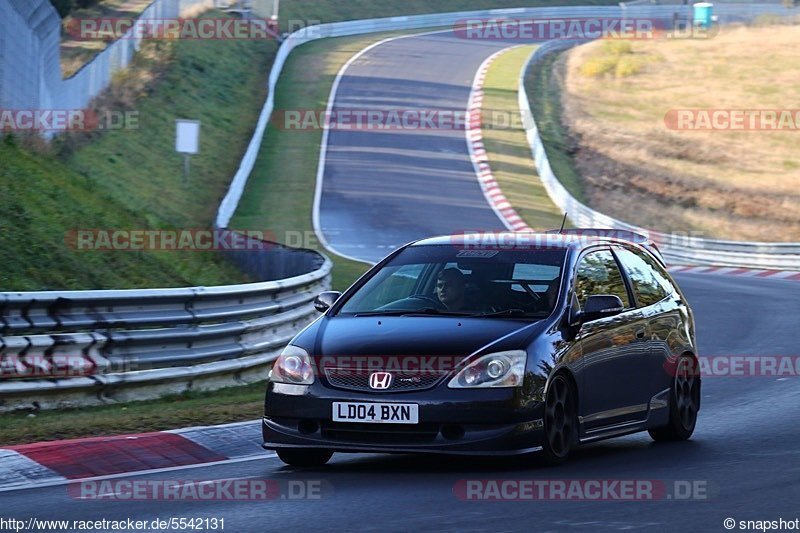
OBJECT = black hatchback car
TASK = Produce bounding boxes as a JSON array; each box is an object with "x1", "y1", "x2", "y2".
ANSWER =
[{"x1": 263, "y1": 231, "x2": 700, "y2": 466}]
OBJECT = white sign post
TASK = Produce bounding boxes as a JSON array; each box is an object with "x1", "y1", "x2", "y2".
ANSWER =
[{"x1": 175, "y1": 119, "x2": 200, "y2": 181}]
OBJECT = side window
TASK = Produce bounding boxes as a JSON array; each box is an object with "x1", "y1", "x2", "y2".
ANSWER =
[
  {"x1": 614, "y1": 247, "x2": 672, "y2": 307},
  {"x1": 574, "y1": 250, "x2": 630, "y2": 309},
  {"x1": 511, "y1": 263, "x2": 560, "y2": 293}
]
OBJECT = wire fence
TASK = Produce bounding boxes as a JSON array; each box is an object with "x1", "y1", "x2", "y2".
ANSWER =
[{"x1": 0, "y1": 0, "x2": 210, "y2": 113}]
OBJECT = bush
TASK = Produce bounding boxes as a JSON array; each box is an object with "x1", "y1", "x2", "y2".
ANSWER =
[
  {"x1": 601, "y1": 40, "x2": 633, "y2": 56},
  {"x1": 50, "y1": 0, "x2": 74, "y2": 18},
  {"x1": 615, "y1": 55, "x2": 643, "y2": 78},
  {"x1": 580, "y1": 56, "x2": 618, "y2": 78}
]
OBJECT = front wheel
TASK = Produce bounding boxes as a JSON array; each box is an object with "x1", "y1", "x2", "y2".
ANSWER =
[
  {"x1": 276, "y1": 448, "x2": 333, "y2": 467},
  {"x1": 649, "y1": 354, "x2": 700, "y2": 442},
  {"x1": 539, "y1": 374, "x2": 579, "y2": 466}
]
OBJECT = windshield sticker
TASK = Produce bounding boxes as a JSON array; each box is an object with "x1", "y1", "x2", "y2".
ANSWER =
[{"x1": 456, "y1": 250, "x2": 499, "y2": 258}]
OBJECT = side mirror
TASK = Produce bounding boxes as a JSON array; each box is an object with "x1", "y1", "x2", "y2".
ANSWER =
[
  {"x1": 578, "y1": 295, "x2": 625, "y2": 324},
  {"x1": 314, "y1": 291, "x2": 342, "y2": 313}
]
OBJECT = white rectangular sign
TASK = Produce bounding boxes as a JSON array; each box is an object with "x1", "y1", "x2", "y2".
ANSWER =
[{"x1": 175, "y1": 119, "x2": 200, "y2": 154}]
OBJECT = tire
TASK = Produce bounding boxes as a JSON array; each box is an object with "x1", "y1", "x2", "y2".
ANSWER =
[
  {"x1": 649, "y1": 354, "x2": 700, "y2": 442},
  {"x1": 276, "y1": 448, "x2": 333, "y2": 467},
  {"x1": 539, "y1": 374, "x2": 579, "y2": 466}
]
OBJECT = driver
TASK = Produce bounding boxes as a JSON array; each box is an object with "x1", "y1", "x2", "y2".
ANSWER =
[{"x1": 436, "y1": 268, "x2": 468, "y2": 311}]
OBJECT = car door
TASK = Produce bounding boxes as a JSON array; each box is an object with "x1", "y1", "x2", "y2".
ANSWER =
[
  {"x1": 612, "y1": 245, "x2": 683, "y2": 405},
  {"x1": 573, "y1": 248, "x2": 651, "y2": 431}
]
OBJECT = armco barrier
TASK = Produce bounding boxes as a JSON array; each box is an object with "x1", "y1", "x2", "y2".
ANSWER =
[
  {"x1": 518, "y1": 39, "x2": 800, "y2": 269},
  {"x1": 0, "y1": 244, "x2": 331, "y2": 412}
]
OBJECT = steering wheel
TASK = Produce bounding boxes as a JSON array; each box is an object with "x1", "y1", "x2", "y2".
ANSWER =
[{"x1": 408, "y1": 294, "x2": 445, "y2": 308}]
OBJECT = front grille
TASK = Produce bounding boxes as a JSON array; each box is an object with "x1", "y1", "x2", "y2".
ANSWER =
[
  {"x1": 320, "y1": 421, "x2": 440, "y2": 445},
  {"x1": 323, "y1": 368, "x2": 447, "y2": 392}
]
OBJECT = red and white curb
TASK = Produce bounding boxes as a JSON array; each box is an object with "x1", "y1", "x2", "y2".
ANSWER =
[
  {"x1": 0, "y1": 420, "x2": 265, "y2": 492},
  {"x1": 667, "y1": 265, "x2": 800, "y2": 280},
  {"x1": 466, "y1": 46, "x2": 532, "y2": 233}
]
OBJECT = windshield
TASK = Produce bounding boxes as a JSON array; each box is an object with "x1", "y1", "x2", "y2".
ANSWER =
[{"x1": 337, "y1": 245, "x2": 566, "y2": 318}]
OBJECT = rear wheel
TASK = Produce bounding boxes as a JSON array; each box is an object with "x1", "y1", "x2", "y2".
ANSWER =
[
  {"x1": 649, "y1": 354, "x2": 700, "y2": 441},
  {"x1": 540, "y1": 374, "x2": 579, "y2": 466},
  {"x1": 276, "y1": 448, "x2": 333, "y2": 467}
]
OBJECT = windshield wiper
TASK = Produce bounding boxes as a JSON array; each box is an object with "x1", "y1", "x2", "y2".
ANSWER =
[
  {"x1": 353, "y1": 308, "x2": 473, "y2": 317},
  {"x1": 473, "y1": 308, "x2": 543, "y2": 318}
]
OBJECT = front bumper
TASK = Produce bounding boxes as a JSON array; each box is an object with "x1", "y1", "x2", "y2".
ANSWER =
[{"x1": 262, "y1": 381, "x2": 545, "y2": 455}]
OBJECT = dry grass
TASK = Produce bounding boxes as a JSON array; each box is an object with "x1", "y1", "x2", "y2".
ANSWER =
[{"x1": 561, "y1": 24, "x2": 800, "y2": 241}]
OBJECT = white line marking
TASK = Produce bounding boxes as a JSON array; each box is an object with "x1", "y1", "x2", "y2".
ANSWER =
[{"x1": 312, "y1": 28, "x2": 455, "y2": 266}]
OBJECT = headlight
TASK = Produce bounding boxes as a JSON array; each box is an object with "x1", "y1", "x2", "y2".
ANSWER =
[
  {"x1": 447, "y1": 350, "x2": 526, "y2": 388},
  {"x1": 269, "y1": 345, "x2": 315, "y2": 385}
]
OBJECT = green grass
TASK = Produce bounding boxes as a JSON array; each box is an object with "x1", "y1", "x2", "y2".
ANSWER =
[
  {"x1": 1, "y1": 11, "x2": 275, "y2": 290},
  {"x1": 480, "y1": 46, "x2": 565, "y2": 231},
  {"x1": 524, "y1": 50, "x2": 587, "y2": 203},
  {"x1": 68, "y1": 18, "x2": 277, "y2": 233},
  {"x1": 0, "y1": 140, "x2": 247, "y2": 290},
  {"x1": 271, "y1": 0, "x2": 621, "y2": 25},
  {"x1": 0, "y1": 381, "x2": 267, "y2": 446}
]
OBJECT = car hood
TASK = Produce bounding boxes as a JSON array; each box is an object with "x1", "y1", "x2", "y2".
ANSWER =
[{"x1": 294, "y1": 315, "x2": 545, "y2": 358}]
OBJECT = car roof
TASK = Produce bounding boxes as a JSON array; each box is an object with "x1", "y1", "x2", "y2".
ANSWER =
[
  {"x1": 412, "y1": 229, "x2": 646, "y2": 250},
  {"x1": 410, "y1": 229, "x2": 666, "y2": 264}
]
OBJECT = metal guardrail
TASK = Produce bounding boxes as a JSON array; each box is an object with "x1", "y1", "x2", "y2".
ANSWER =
[
  {"x1": 0, "y1": 246, "x2": 331, "y2": 412},
  {"x1": 517, "y1": 23, "x2": 800, "y2": 269}
]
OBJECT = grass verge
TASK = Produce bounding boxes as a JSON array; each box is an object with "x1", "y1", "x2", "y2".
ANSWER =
[
  {"x1": 523, "y1": 49, "x2": 587, "y2": 203},
  {"x1": 1, "y1": 11, "x2": 274, "y2": 290},
  {"x1": 273, "y1": 0, "x2": 620, "y2": 25},
  {"x1": 0, "y1": 381, "x2": 266, "y2": 446},
  {"x1": 480, "y1": 46, "x2": 565, "y2": 231}
]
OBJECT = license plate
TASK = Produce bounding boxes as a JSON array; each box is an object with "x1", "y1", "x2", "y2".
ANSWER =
[{"x1": 332, "y1": 402, "x2": 419, "y2": 424}]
